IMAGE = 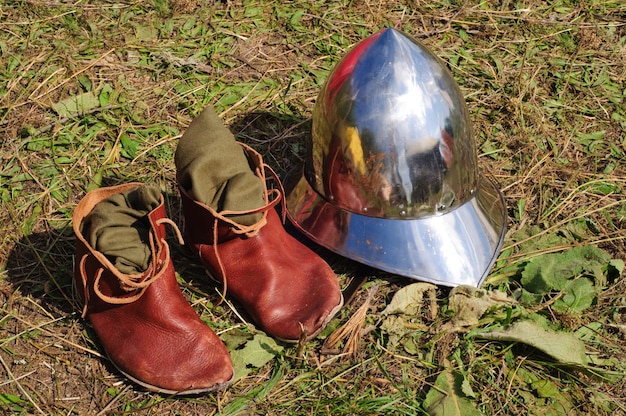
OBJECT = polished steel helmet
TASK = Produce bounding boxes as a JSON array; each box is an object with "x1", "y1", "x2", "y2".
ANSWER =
[{"x1": 284, "y1": 28, "x2": 506, "y2": 287}]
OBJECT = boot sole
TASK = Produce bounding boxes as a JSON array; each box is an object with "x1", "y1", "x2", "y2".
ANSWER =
[
  {"x1": 280, "y1": 294, "x2": 345, "y2": 344},
  {"x1": 109, "y1": 355, "x2": 235, "y2": 395}
]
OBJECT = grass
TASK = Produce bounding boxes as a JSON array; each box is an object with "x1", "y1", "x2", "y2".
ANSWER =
[{"x1": 1, "y1": 0, "x2": 625, "y2": 415}]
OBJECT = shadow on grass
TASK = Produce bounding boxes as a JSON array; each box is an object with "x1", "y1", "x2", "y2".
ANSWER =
[
  {"x1": 4, "y1": 227, "x2": 78, "y2": 318},
  {"x1": 2, "y1": 226, "x2": 118, "y2": 414}
]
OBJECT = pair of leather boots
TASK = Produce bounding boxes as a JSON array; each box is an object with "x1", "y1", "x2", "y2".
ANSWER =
[{"x1": 72, "y1": 108, "x2": 343, "y2": 394}]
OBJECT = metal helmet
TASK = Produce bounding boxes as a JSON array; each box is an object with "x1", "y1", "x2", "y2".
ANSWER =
[{"x1": 284, "y1": 28, "x2": 506, "y2": 287}]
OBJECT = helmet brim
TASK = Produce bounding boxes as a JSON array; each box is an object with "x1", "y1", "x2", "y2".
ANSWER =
[{"x1": 284, "y1": 168, "x2": 507, "y2": 287}]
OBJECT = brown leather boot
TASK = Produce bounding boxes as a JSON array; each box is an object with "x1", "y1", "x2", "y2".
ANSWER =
[
  {"x1": 73, "y1": 183, "x2": 233, "y2": 394},
  {"x1": 178, "y1": 144, "x2": 344, "y2": 343}
]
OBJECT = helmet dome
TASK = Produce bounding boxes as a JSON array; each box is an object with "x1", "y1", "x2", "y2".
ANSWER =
[{"x1": 285, "y1": 28, "x2": 506, "y2": 287}]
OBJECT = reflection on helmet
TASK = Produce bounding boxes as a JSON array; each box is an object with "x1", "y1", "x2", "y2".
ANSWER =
[
  {"x1": 285, "y1": 28, "x2": 506, "y2": 288},
  {"x1": 309, "y1": 28, "x2": 478, "y2": 218}
]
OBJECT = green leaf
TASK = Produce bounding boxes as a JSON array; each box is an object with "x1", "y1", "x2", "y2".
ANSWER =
[
  {"x1": 476, "y1": 319, "x2": 588, "y2": 366},
  {"x1": 423, "y1": 369, "x2": 483, "y2": 416},
  {"x1": 229, "y1": 333, "x2": 283, "y2": 380},
  {"x1": 221, "y1": 327, "x2": 251, "y2": 351},
  {"x1": 574, "y1": 322, "x2": 603, "y2": 342},
  {"x1": 607, "y1": 259, "x2": 624, "y2": 279},
  {"x1": 119, "y1": 134, "x2": 138, "y2": 159},
  {"x1": 518, "y1": 289, "x2": 543, "y2": 305},
  {"x1": 22, "y1": 204, "x2": 42, "y2": 235},
  {"x1": 0, "y1": 393, "x2": 24, "y2": 405},
  {"x1": 531, "y1": 379, "x2": 560, "y2": 398},
  {"x1": 521, "y1": 246, "x2": 611, "y2": 294},
  {"x1": 553, "y1": 278, "x2": 595, "y2": 313},
  {"x1": 52, "y1": 92, "x2": 100, "y2": 117},
  {"x1": 244, "y1": 6, "x2": 262, "y2": 17},
  {"x1": 511, "y1": 368, "x2": 576, "y2": 414},
  {"x1": 459, "y1": 28, "x2": 469, "y2": 42},
  {"x1": 289, "y1": 9, "x2": 306, "y2": 32},
  {"x1": 508, "y1": 226, "x2": 570, "y2": 254},
  {"x1": 98, "y1": 84, "x2": 113, "y2": 107},
  {"x1": 460, "y1": 376, "x2": 477, "y2": 399},
  {"x1": 77, "y1": 74, "x2": 92, "y2": 91},
  {"x1": 131, "y1": 22, "x2": 158, "y2": 41},
  {"x1": 402, "y1": 336, "x2": 419, "y2": 355},
  {"x1": 521, "y1": 253, "x2": 573, "y2": 293}
]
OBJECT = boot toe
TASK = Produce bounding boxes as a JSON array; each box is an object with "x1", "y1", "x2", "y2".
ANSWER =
[
  {"x1": 111, "y1": 328, "x2": 234, "y2": 394},
  {"x1": 256, "y1": 287, "x2": 344, "y2": 342}
]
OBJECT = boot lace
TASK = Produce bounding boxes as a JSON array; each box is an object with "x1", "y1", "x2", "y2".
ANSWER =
[
  {"x1": 206, "y1": 143, "x2": 287, "y2": 301},
  {"x1": 79, "y1": 218, "x2": 185, "y2": 318}
]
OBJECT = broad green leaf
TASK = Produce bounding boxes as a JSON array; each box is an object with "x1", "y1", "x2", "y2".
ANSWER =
[
  {"x1": 531, "y1": 379, "x2": 559, "y2": 398},
  {"x1": 476, "y1": 319, "x2": 588, "y2": 366},
  {"x1": 607, "y1": 258, "x2": 624, "y2": 278},
  {"x1": 521, "y1": 245, "x2": 611, "y2": 294},
  {"x1": 52, "y1": 92, "x2": 100, "y2": 117},
  {"x1": 508, "y1": 225, "x2": 571, "y2": 254},
  {"x1": 229, "y1": 333, "x2": 283, "y2": 380},
  {"x1": 131, "y1": 23, "x2": 158, "y2": 41},
  {"x1": 513, "y1": 368, "x2": 575, "y2": 414},
  {"x1": 119, "y1": 134, "x2": 138, "y2": 159},
  {"x1": 422, "y1": 369, "x2": 483, "y2": 416},
  {"x1": 460, "y1": 376, "x2": 477, "y2": 398},
  {"x1": 289, "y1": 9, "x2": 306, "y2": 32},
  {"x1": 553, "y1": 278, "x2": 595, "y2": 313},
  {"x1": 77, "y1": 74, "x2": 92, "y2": 91},
  {"x1": 558, "y1": 246, "x2": 609, "y2": 272},
  {"x1": 86, "y1": 168, "x2": 104, "y2": 192},
  {"x1": 574, "y1": 321, "x2": 603, "y2": 341},
  {"x1": 22, "y1": 204, "x2": 41, "y2": 235},
  {"x1": 98, "y1": 84, "x2": 114, "y2": 107},
  {"x1": 221, "y1": 327, "x2": 251, "y2": 351},
  {"x1": 244, "y1": 6, "x2": 262, "y2": 17},
  {"x1": 521, "y1": 253, "x2": 575, "y2": 293},
  {"x1": 402, "y1": 336, "x2": 419, "y2": 355},
  {"x1": 518, "y1": 288, "x2": 543, "y2": 305}
]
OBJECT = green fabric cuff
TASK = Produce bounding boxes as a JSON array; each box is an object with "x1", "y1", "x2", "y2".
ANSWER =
[
  {"x1": 85, "y1": 185, "x2": 161, "y2": 275},
  {"x1": 175, "y1": 106, "x2": 264, "y2": 226}
]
